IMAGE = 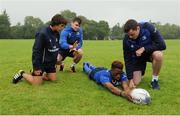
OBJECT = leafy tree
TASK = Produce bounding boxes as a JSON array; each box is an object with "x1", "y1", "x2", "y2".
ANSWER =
[
  {"x1": 1, "y1": 9, "x2": 180, "y2": 40},
  {"x1": 155, "y1": 22, "x2": 180, "y2": 39},
  {"x1": 60, "y1": 10, "x2": 76, "y2": 23},
  {"x1": 110, "y1": 23, "x2": 123, "y2": 40},
  {"x1": 23, "y1": 16, "x2": 44, "y2": 39},
  {"x1": 0, "y1": 10, "x2": 11, "y2": 39},
  {"x1": 10, "y1": 22, "x2": 24, "y2": 39},
  {"x1": 96, "y1": 20, "x2": 110, "y2": 40}
]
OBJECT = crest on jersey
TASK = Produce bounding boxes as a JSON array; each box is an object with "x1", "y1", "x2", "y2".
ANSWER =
[
  {"x1": 131, "y1": 44, "x2": 134, "y2": 48},
  {"x1": 142, "y1": 36, "x2": 147, "y2": 41},
  {"x1": 76, "y1": 32, "x2": 80, "y2": 35}
]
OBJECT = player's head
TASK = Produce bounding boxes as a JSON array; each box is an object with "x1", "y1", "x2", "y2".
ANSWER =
[
  {"x1": 71, "y1": 17, "x2": 82, "y2": 31},
  {"x1": 111, "y1": 60, "x2": 124, "y2": 80},
  {"x1": 124, "y1": 19, "x2": 140, "y2": 40},
  {"x1": 50, "y1": 14, "x2": 67, "y2": 31}
]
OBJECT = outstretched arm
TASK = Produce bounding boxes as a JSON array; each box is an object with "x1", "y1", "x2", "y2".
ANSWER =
[
  {"x1": 103, "y1": 82, "x2": 132, "y2": 101},
  {"x1": 103, "y1": 82, "x2": 122, "y2": 96}
]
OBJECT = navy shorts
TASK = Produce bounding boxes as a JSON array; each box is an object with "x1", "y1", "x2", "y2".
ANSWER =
[
  {"x1": 133, "y1": 53, "x2": 152, "y2": 76},
  {"x1": 32, "y1": 63, "x2": 56, "y2": 76},
  {"x1": 59, "y1": 49, "x2": 75, "y2": 61}
]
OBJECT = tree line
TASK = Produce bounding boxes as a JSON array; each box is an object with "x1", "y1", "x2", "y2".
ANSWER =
[{"x1": 0, "y1": 10, "x2": 180, "y2": 40}]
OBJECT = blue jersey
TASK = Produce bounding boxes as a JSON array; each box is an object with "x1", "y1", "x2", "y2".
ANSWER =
[
  {"x1": 123, "y1": 22, "x2": 166, "y2": 79},
  {"x1": 59, "y1": 26, "x2": 83, "y2": 50},
  {"x1": 93, "y1": 69, "x2": 128, "y2": 86}
]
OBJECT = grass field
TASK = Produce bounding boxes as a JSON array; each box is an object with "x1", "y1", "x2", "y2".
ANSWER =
[{"x1": 0, "y1": 39, "x2": 180, "y2": 115}]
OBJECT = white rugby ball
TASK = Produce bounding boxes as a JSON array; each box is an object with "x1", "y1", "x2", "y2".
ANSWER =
[{"x1": 130, "y1": 88, "x2": 151, "y2": 104}]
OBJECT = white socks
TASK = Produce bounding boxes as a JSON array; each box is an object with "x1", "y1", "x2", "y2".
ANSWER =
[
  {"x1": 152, "y1": 75, "x2": 159, "y2": 81},
  {"x1": 71, "y1": 62, "x2": 76, "y2": 67}
]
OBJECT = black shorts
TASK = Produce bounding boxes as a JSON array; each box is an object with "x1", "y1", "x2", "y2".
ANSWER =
[
  {"x1": 133, "y1": 53, "x2": 152, "y2": 76},
  {"x1": 32, "y1": 63, "x2": 56, "y2": 76},
  {"x1": 59, "y1": 49, "x2": 75, "y2": 61}
]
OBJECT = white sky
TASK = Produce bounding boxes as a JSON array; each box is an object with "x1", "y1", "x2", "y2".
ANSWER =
[{"x1": 0, "y1": 0, "x2": 180, "y2": 27}]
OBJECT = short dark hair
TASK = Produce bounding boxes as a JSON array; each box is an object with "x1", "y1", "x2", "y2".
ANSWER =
[
  {"x1": 123, "y1": 19, "x2": 139, "y2": 33},
  {"x1": 72, "y1": 17, "x2": 82, "y2": 25},
  {"x1": 50, "y1": 14, "x2": 67, "y2": 26},
  {"x1": 111, "y1": 60, "x2": 123, "y2": 70}
]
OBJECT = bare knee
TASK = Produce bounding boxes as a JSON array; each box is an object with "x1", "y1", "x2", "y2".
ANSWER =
[
  {"x1": 79, "y1": 49, "x2": 83, "y2": 55},
  {"x1": 77, "y1": 49, "x2": 83, "y2": 58},
  {"x1": 56, "y1": 54, "x2": 63, "y2": 64},
  {"x1": 152, "y1": 51, "x2": 163, "y2": 61},
  {"x1": 74, "y1": 49, "x2": 83, "y2": 61}
]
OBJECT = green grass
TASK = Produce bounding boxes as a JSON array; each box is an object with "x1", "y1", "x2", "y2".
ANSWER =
[{"x1": 0, "y1": 39, "x2": 180, "y2": 115}]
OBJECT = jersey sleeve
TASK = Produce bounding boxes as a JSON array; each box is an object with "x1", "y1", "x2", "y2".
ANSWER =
[
  {"x1": 123, "y1": 37, "x2": 134, "y2": 80},
  {"x1": 143, "y1": 23, "x2": 166, "y2": 53},
  {"x1": 59, "y1": 30, "x2": 70, "y2": 49},
  {"x1": 120, "y1": 72, "x2": 128, "y2": 82},
  {"x1": 32, "y1": 32, "x2": 45, "y2": 70}
]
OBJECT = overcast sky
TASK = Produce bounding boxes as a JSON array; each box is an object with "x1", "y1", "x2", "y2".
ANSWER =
[{"x1": 0, "y1": 0, "x2": 180, "y2": 27}]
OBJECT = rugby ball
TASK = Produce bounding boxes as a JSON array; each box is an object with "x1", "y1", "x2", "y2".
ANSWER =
[{"x1": 130, "y1": 88, "x2": 151, "y2": 104}]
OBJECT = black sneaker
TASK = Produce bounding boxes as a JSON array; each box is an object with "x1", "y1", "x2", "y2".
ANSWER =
[
  {"x1": 12, "y1": 70, "x2": 25, "y2": 84},
  {"x1": 59, "y1": 64, "x2": 64, "y2": 71},
  {"x1": 70, "y1": 66, "x2": 76, "y2": 73},
  {"x1": 151, "y1": 80, "x2": 160, "y2": 90}
]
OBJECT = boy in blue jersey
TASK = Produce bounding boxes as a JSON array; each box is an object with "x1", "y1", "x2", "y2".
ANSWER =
[
  {"x1": 83, "y1": 61, "x2": 132, "y2": 100},
  {"x1": 123, "y1": 19, "x2": 166, "y2": 90},
  {"x1": 57, "y1": 17, "x2": 83, "y2": 72},
  {"x1": 12, "y1": 14, "x2": 67, "y2": 85}
]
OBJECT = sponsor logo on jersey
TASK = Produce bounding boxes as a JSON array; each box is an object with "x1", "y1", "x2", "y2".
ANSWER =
[{"x1": 48, "y1": 48, "x2": 59, "y2": 52}]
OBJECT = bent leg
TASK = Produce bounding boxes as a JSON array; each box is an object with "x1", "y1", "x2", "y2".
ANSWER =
[
  {"x1": 133, "y1": 71, "x2": 143, "y2": 86},
  {"x1": 150, "y1": 51, "x2": 163, "y2": 90},
  {"x1": 73, "y1": 49, "x2": 83, "y2": 63},
  {"x1": 22, "y1": 73, "x2": 43, "y2": 85},
  {"x1": 56, "y1": 53, "x2": 64, "y2": 71},
  {"x1": 129, "y1": 71, "x2": 142, "y2": 89},
  {"x1": 83, "y1": 62, "x2": 94, "y2": 75},
  {"x1": 152, "y1": 51, "x2": 163, "y2": 76}
]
